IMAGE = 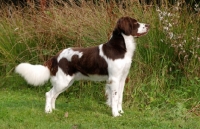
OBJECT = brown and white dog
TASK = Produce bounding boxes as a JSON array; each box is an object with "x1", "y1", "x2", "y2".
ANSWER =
[{"x1": 15, "y1": 16, "x2": 150, "y2": 117}]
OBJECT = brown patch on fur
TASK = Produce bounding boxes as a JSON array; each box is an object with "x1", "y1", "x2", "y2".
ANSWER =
[
  {"x1": 116, "y1": 16, "x2": 139, "y2": 36},
  {"x1": 73, "y1": 47, "x2": 108, "y2": 75},
  {"x1": 58, "y1": 58, "x2": 74, "y2": 76},
  {"x1": 43, "y1": 50, "x2": 63, "y2": 76},
  {"x1": 102, "y1": 33, "x2": 126, "y2": 60},
  {"x1": 58, "y1": 46, "x2": 108, "y2": 76},
  {"x1": 44, "y1": 57, "x2": 58, "y2": 76}
]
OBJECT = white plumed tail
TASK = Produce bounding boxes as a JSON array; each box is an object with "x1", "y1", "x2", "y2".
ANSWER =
[{"x1": 15, "y1": 63, "x2": 50, "y2": 86}]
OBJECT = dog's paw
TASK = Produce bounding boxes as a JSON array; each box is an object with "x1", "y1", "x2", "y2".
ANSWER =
[
  {"x1": 118, "y1": 109, "x2": 124, "y2": 114},
  {"x1": 45, "y1": 106, "x2": 52, "y2": 113},
  {"x1": 112, "y1": 111, "x2": 122, "y2": 117},
  {"x1": 117, "y1": 105, "x2": 124, "y2": 114}
]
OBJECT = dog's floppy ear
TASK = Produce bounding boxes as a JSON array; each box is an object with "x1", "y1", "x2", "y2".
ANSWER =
[{"x1": 116, "y1": 17, "x2": 132, "y2": 35}]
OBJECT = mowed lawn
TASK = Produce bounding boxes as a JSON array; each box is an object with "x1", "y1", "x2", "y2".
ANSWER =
[{"x1": 0, "y1": 76, "x2": 200, "y2": 129}]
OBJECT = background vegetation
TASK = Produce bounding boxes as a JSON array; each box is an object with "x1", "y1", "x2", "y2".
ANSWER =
[{"x1": 0, "y1": 0, "x2": 200, "y2": 128}]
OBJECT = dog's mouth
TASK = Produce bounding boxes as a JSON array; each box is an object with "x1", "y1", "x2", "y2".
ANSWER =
[
  {"x1": 135, "y1": 25, "x2": 150, "y2": 37},
  {"x1": 136, "y1": 31, "x2": 148, "y2": 37}
]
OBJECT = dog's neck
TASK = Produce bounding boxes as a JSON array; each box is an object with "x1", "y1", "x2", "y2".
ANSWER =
[
  {"x1": 121, "y1": 33, "x2": 136, "y2": 59},
  {"x1": 109, "y1": 30, "x2": 126, "y2": 52},
  {"x1": 108, "y1": 30, "x2": 136, "y2": 59}
]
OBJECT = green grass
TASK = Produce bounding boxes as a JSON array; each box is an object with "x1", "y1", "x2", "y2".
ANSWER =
[
  {"x1": 1, "y1": 76, "x2": 200, "y2": 129},
  {"x1": 0, "y1": 1, "x2": 200, "y2": 128}
]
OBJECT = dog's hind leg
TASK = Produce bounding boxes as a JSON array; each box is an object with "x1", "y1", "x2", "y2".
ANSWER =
[
  {"x1": 45, "y1": 77, "x2": 74, "y2": 113},
  {"x1": 45, "y1": 69, "x2": 74, "y2": 113},
  {"x1": 51, "y1": 79, "x2": 74, "y2": 110}
]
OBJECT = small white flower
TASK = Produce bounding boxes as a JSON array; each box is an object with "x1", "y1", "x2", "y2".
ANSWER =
[
  {"x1": 169, "y1": 32, "x2": 173, "y2": 39},
  {"x1": 194, "y1": 8, "x2": 199, "y2": 11},
  {"x1": 163, "y1": 26, "x2": 169, "y2": 31},
  {"x1": 156, "y1": 7, "x2": 161, "y2": 12},
  {"x1": 162, "y1": 11, "x2": 167, "y2": 16},
  {"x1": 169, "y1": 67, "x2": 172, "y2": 72},
  {"x1": 175, "y1": 7, "x2": 179, "y2": 11},
  {"x1": 168, "y1": 23, "x2": 172, "y2": 27},
  {"x1": 177, "y1": 2, "x2": 181, "y2": 7},
  {"x1": 184, "y1": 55, "x2": 189, "y2": 62},
  {"x1": 159, "y1": 14, "x2": 163, "y2": 21},
  {"x1": 191, "y1": 51, "x2": 195, "y2": 54},
  {"x1": 14, "y1": 27, "x2": 19, "y2": 31},
  {"x1": 164, "y1": 20, "x2": 168, "y2": 23},
  {"x1": 197, "y1": 37, "x2": 200, "y2": 42}
]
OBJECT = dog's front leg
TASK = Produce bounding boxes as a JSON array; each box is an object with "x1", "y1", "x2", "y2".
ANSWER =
[
  {"x1": 105, "y1": 83, "x2": 111, "y2": 107},
  {"x1": 118, "y1": 79, "x2": 126, "y2": 114},
  {"x1": 109, "y1": 78, "x2": 121, "y2": 117}
]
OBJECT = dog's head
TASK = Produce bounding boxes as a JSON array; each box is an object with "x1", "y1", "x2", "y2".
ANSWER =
[{"x1": 115, "y1": 16, "x2": 150, "y2": 37}]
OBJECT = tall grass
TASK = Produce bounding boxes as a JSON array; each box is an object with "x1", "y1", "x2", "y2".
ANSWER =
[{"x1": 0, "y1": 1, "x2": 199, "y2": 114}]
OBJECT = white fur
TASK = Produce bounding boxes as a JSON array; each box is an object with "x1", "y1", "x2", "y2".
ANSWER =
[
  {"x1": 57, "y1": 48, "x2": 83, "y2": 62},
  {"x1": 138, "y1": 23, "x2": 149, "y2": 34},
  {"x1": 15, "y1": 63, "x2": 50, "y2": 86}
]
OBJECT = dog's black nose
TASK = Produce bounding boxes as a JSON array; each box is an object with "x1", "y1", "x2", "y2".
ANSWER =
[{"x1": 145, "y1": 24, "x2": 150, "y2": 28}]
